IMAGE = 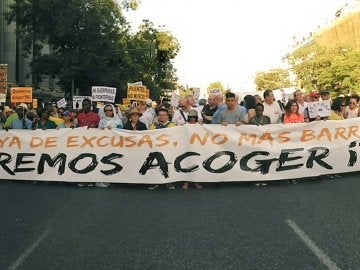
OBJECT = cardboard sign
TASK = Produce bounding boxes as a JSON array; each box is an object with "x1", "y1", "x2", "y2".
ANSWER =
[
  {"x1": 127, "y1": 85, "x2": 147, "y2": 101},
  {"x1": 209, "y1": 88, "x2": 222, "y2": 94},
  {"x1": 72, "y1": 96, "x2": 92, "y2": 110},
  {"x1": 10, "y1": 87, "x2": 32, "y2": 103},
  {"x1": 0, "y1": 64, "x2": 7, "y2": 95},
  {"x1": 91, "y1": 86, "x2": 116, "y2": 102},
  {"x1": 307, "y1": 100, "x2": 331, "y2": 118},
  {"x1": 33, "y1": 99, "x2": 38, "y2": 109},
  {"x1": 57, "y1": 98, "x2": 67, "y2": 108}
]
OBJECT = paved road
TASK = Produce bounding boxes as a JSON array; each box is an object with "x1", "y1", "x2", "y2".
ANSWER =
[{"x1": 1, "y1": 173, "x2": 360, "y2": 270}]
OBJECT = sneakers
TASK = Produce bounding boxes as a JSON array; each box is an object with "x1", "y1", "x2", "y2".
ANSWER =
[
  {"x1": 77, "y1": 182, "x2": 94, "y2": 187},
  {"x1": 255, "y1": 182, "x2": 267, "y2": 187},
  {"x1": 95, "y1": 182, "x2": 110, "y2": 188},
  {"x1": 166, "y1": 183, "x2": 175, "y2": 190},
  {"x1": 148, "y1": 184, "x2": 159, "y2": 190}
]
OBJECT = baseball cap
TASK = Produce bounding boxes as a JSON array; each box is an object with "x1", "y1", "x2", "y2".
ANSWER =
[
  {"x1": 17, "y1": 103, "x2": 28, "y2": 110},
  {"x1": 320, "y1": 90, "x2": 330, "y2": 95},
  {"x1": 4, "y1": 106, "x2": 12, "y2": 113},
  {"x1": 63, "y1": 111, "x2": 74, "y2": 117}
]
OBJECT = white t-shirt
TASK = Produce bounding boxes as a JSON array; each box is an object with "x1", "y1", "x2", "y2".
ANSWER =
[
  {"x1": 172, "y1": 109, "x2": 189, "y2": 125},
  {"x1": 345, "y1": 106, "x2": 359, "y2": 118},
  {"x1": 263, "y1": 101, "x2": 282, "y2": 124}
]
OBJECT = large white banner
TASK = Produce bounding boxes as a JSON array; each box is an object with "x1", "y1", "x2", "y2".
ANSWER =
[{"x1": 1, "y1": 119, "x2": 360, "y2": 183}]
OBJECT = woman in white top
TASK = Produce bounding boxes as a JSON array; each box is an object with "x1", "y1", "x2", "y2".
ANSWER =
[{"x1": 345, "y1": 95, "x2": 359, "y2": 118}]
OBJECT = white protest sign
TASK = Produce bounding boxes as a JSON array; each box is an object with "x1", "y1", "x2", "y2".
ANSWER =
[
  {"x1": 307, "y1": 100, "x2": 331, "y2": 118},
  {"x1": 209, "y1": 88, "x2": 222, "y2": 94},
  {"x1": 170, "y1": 93, "x2": 180, "y2": 107},
  {"x1": 57, "y1": 98, "x2": 67, "y2": 108},
  {"x1": 91, "y1": 86, "x2": 116, "y2": 103},
  {"x1": 72, "y1": 96, "x2": 91, "y2": 109},
  {"x1": 127, "y1": 81, "x2": 143, "y2": 86}
]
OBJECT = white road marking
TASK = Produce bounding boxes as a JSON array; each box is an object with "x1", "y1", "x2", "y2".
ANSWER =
[
  {"x1": 286, "y1": 219, "x2": 340, "y2": 270},
  {"x1": 7, "y1": 228, "x2": 51, "y2": 270}
]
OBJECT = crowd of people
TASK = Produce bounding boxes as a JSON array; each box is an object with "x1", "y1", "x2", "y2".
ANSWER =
[{"x1": 1, "y1": 89, "x2": 359, "y2": 188}]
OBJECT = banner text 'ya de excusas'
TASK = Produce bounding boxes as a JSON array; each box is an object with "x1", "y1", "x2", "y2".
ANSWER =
[{"x1": 0, "y1": 120, "x2": 360, "y2": 183}]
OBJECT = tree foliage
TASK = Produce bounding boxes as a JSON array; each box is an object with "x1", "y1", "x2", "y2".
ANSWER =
[
  {"x1": 6, "y1": 0, "x2": 179, "y2": 101},
  {"x1": 287, "y1": 44, "x2": 360, "y2": 96},
  {"x1": 255, "y1": 68, "x2": 292, "y2": 91}
]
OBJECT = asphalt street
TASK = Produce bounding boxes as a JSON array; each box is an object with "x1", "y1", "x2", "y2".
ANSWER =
[{"x1": 1, "y1": 173, "x2": 360, "y2": 270}]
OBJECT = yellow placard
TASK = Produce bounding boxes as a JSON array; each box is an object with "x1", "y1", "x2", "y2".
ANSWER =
[
  {"x1": 127, "y1": 85, "x2": 147, "y2": 101},
  {"x1": 33, "y1": 99, "x2": 38, "y2": 109},
  {"x1": 11, "y1": 87, "x2": 33, "y2": 103}
]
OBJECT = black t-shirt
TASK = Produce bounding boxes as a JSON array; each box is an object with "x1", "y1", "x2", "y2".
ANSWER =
[{"x1": 201, "y1": 104, "x2": 217, "y2": 124}]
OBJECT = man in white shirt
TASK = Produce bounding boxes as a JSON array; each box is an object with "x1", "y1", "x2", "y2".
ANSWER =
[
  {"x1": 263, "y1": 89, "x2": 282, "y2": 124},
  {"x1": 139, "y1": 98, "x2": 156, "y2": 129},
  {"x1": 172, "y1": 98, "x2": 192, "y2": 125}
]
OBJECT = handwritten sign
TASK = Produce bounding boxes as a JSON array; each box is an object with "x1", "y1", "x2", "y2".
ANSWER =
[
  {"x1": 72, "y1": 96, "x2": 92, "y2": 109},
  {"x1": 91, "y1": 86, "x2": 116, "y2": 103},
  {"x1": 127, "y1": 85, "x2": 147, "y2": 101},
  {"x1": 307, "y1": 100, "x2": 331, "y2": 118},
  {"x1": 10, "y1": 87, "x2": 32, "y2": 103}
]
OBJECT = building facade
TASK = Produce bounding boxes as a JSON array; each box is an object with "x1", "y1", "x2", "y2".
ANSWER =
[{"x1": 0, "y1": 0, "x2": 63, "y2": 102}]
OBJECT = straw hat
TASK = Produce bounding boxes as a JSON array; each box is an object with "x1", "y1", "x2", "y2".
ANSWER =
[{"x1": 127, "y1": 107, "x2": 143, "y2": 117}]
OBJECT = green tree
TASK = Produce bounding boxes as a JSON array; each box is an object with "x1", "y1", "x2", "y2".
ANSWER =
[
  {"x1": 255, "y1": 68, "x2": 292, "y2": 91},
  {"x1": 287, "y1": 44, "x2": 360, "y2": 95},
  {"x1": 6, "y1": 0, "x2": 180, "y2": 102},
  {"x1": 128, "y1": 20, "x2": 180, "y2": 101}
]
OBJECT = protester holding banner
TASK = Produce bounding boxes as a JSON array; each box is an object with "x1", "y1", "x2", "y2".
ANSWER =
[
  {"x1": 172, "y1": 98, "x2": 191, "y2": 125},
  {"x1": 43, "y1": 103, "x2": 64, "y2": 126},
  {"x1": 219, "y1": 92, "x2": 247, "y2": 126},
  {"x1": 243, "y1": 95, "x2": 257, "y2": 123},
  {"x1": 201, "y1": 94, "x2": 218, "y2": 124},
  {"x1": 148, "y1": 108, "x2": 176, "y2": 190},
  {"x1": 57, "y1": 111, "x2": 77, "y2": 129},
  {"x1": 249, "y1": 103, "x2": 271, "y2": 126},
  {"x1": 293, "y1": 90, "x2": 307, "y2": 113},
  {"x1": 33, "y1": 108, "x2": 57, "y2": 130},
  {"x1": 77, "y1": 98, "x2": 100, "y2": 128},
  {"x1": 139, "y1": 99, "x2": 156, "y2": 129},
  {"x1": 345, "y1": 95, "x2": 359, "y2": 118},
  {"x1": 182, "y1": 109, "x2": 203, "y2": 190},
  {"x1": 10, "y1": 105, "x2": 33, "y2": 129},
  {"x1": 123, "y1": 108, "x2": 147, "y2": 131},
  {"x1": 330, "y1": 97, "x2": 346, "y2": 120},
  {"x1": 284, "y1": 99, "x2": 305, "y2": 124},
  {"x1": 98, "y1": 104, "x2": 123, "y2": 130},
  {"x1": 3, "y1": 103, "x2": 28, "y2": 128},
  {"x1": 263, "y1": 90, "x2": 283, "y2": 124},
  {"x1": 149, "y1": 108, "x2": 176, "y2": 130}
]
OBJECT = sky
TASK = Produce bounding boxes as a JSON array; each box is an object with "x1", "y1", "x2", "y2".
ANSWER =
[{"x1": 124, "y1": 0, "x2": 349, "y2": 94}]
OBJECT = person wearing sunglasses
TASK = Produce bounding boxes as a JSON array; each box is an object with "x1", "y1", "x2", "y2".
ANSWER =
[
  {"x1": 345, "y1": 95, "x2": 359, "y2": 118},
  {"x1": 98, "y1": 104, "x2": 123, "y2": 130}
]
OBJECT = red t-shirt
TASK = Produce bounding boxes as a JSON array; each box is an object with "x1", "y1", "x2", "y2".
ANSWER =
[{"x1": 77, "y1": 111, "x2": 100, "y2": 127}]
